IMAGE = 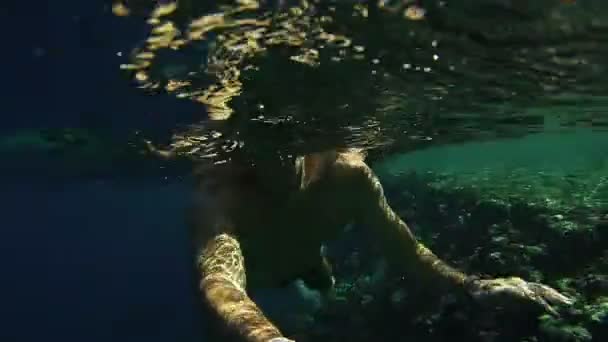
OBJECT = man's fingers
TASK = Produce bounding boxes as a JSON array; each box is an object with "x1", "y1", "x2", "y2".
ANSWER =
[
  {"x1": 471, "y1": 278, "x2": 575, "y2": 318},
  {"x1": 528, "y1": 283, "x2": 574, "y2": 305}
]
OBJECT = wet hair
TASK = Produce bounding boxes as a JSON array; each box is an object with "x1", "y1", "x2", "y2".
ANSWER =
[
  {"x1": 118, "y1": 1, "x2": 395, "y2": 164},
  {"x1": 116, "y1": 0, "x2": 451, "y2": 166}
]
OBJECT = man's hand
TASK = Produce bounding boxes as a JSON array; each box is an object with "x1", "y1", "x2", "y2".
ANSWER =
[{"x1": 467, "y1": 276, "x2": 574, "y2": 316}]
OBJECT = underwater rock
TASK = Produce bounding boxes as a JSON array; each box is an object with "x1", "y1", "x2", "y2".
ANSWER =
[
  {"x1": 538, "y1": 314, "x2": 592, "y2": 342},
  {"x1": 578, "y1": 275, "x2": 608, "y2": 298},
  {"x1": 303, "y1": 161, "x2": 608, "y2": 341},
  {"x1": 586, "y1": 298, "x2": 608, "y2": 340},
  {"x1": 390, "y1": 288, "x2": 407, "y2": 308},
  {"x1": 588, "y1": 299, "x2": 608, "y2": 325}
]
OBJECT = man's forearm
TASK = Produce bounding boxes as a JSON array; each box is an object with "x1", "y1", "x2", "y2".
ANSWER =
[
  {"x1": 198, "y1": 233, "x2": 286, "y2": 342},
  {"x1": 376, "y1": 197, "x2": 468, "y2": 293},
  {"x1": 355, "y1": 163, "x2": 470, "y2": 294}
]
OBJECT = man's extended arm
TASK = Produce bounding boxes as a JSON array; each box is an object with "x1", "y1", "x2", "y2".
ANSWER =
[
  {"x1": 344, "y1": 158, "x2": 470, "y2": 295},
  {"x1": 190, "y1": 171, "x2": 294, "y2": 342},
  {"x1": 342, "y1": 157, "x2": 572, "y2": 314}
]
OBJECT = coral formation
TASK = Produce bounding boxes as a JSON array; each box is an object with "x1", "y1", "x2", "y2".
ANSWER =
[{"x1": 295, "y1": 158, "x2": 607, "y2": 341}]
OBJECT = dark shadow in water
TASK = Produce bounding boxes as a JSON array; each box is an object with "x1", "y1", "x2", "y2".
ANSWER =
[{"x1": 1, "y1": 180, "x2": 208, "y2": 342}]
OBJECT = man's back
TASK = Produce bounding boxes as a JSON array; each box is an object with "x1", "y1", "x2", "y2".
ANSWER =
[{"x1": 188, "y1": 150, "x2": 360, "y2": 289}]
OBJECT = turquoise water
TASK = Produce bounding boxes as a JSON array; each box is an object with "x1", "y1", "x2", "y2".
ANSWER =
[
  {"x1": 377, "y1": 129, "x2": 608, "y2": 177},
  {"x1": 4, "y1": 1, "x2": 608, "y2": 341}
]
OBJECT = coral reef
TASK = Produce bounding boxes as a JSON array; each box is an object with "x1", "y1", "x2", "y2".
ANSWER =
[{"x1": 295, "y1": 162, "x2": 607, "y2": 341}]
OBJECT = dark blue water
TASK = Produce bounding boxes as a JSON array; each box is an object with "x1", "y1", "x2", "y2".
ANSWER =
[
  {"x1": 2, "y1": 177, "x2": 325, "y2": 341},
  {"x1": 3, "y1": 1, "x2": 206, "y2": 341},
  {"x1": 1, "y1": 180, "x2": 208, "y2": 341}
]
